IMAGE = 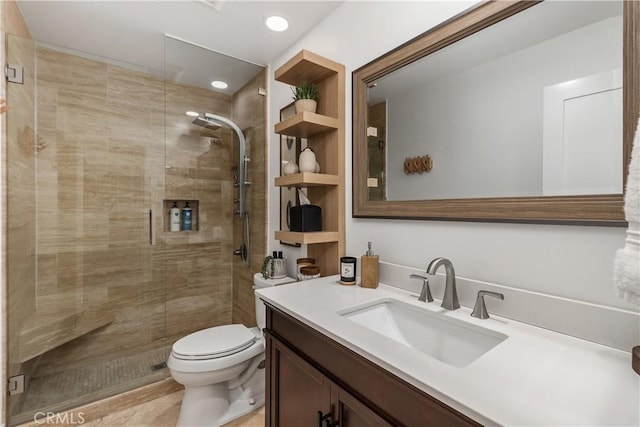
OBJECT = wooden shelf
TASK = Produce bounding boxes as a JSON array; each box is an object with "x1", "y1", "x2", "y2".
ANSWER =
[
  {"x1": 275, "y1": 173, "x2": 339, "y2": 188},
  {"x1": 275, "y1": 50, "x2": 345, "y2": 276},
  {"x1": 275, "y1": 111, "x2": 338, "y2": 138},
  {"x1": 275, "y1": 231, "x2": 340, "y2": 245},
  {"x1": 275, "y1": 50, "x2": 342, "y2": 86}
]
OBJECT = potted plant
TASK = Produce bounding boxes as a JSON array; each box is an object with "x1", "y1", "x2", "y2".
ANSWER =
[{"x1": 292, "y1": 82, "x2": 318, "y2": 114}]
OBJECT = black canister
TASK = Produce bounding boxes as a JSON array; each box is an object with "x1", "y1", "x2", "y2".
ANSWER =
[{"x1": 340, "y1": 256, "x2": 357, "y2": 285}]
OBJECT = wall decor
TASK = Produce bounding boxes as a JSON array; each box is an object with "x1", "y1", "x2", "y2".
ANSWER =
[{"x1": 404, "y1": 155, "x2": 432, "y2": 175}]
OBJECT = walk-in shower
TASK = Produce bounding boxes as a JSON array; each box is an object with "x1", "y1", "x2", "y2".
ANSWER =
[
  {"x1": 4, "y1": 28, "x2": 267, "y2": 425},
  {"x1": 192, "y1": 113, "x2": 251, "y2": 265}
]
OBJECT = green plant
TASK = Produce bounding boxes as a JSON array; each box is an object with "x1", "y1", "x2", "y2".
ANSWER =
[
  {"x1": 260, "y1": 255, "x2": 274, "y2": 279},
  {"x1": 291, "y1": 82, "x2": 318, "y2": 101}
]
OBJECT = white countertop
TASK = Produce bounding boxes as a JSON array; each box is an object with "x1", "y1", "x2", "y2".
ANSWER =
[{"x1": 257, "y1": 276, "x2": 640, "y2": 427}]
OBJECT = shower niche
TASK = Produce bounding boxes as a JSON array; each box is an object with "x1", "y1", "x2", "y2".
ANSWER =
[{"x1": 164, "y1": 200, "x2": 200, "y2": 232}]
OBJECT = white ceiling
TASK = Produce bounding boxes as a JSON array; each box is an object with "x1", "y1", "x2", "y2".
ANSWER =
[{"x1": 17, "y1": 0, "x2": 343, "y2": 91}]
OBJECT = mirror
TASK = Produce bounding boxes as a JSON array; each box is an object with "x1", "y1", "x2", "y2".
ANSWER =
[{"x1": 353, "y1": 0, "x2": 638, "y2": 225}]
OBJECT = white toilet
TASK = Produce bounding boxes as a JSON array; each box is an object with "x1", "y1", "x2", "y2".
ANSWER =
[{"x1": 168, "y1": 273, "x2": 295, "y2": 427}]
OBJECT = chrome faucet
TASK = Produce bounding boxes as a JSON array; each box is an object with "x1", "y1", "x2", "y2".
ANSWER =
[
  {"x1": 426, "y1": 257, "x2": 460, "y2": 310},
  {"x1": 409, "y1": 274, "x2": 433, "y2": 302}
]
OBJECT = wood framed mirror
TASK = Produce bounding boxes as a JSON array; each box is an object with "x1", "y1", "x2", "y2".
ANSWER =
[{"x1": 353, "y1": 0, "x2": 638, "y2": 225}]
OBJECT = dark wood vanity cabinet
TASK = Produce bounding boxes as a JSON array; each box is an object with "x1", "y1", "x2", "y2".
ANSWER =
[{"x1": 264, "y1": 305, "x2": 482, "y2": 427}]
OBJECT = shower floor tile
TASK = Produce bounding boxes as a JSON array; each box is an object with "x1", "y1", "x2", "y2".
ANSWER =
[{"x1": 20, "y1": 346, "x2": 169, "y2": 415}]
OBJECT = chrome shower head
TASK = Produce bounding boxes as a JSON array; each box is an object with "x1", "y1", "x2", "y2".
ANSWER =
[{"x1": 192, "y1": 115, "x2": 221, "y2": 131}]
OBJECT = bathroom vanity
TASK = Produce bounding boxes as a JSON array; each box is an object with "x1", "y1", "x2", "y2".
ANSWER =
[
  {"x1": 264, "y1": 304, "x2": 478, "y2": 426},
  {"x1": 258, "y1": 276, "x2": 639, "y2": 426}
]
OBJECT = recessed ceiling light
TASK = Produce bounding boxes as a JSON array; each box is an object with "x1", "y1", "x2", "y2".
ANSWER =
[
  {"x1": 186, "y1": 111, "x2": 200, "y2": 117},
  {"x1": 211, "y1": 80, "x2": 228, "y2": 89},
  {"x1": 265, "y1": 15, "x2": 288, "y2": 32}
]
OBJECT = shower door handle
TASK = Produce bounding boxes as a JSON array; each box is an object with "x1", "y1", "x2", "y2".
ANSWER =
[{"x1": 149, "y1": 209, "x2": 156, "y2": 245}]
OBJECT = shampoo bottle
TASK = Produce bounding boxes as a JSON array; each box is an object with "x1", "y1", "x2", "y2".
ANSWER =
[
  {"x1": 181, "y1": 202, "x2": 193, "y2": 231},
  {"x1": 170, "y1": 202, "x2": 181, "y2": 232},
  {"x1": 360, "y1": 242, "x2": 379, "y2": 289}
]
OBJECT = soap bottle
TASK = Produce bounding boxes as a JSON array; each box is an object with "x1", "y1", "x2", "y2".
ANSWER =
[
  {"x1": 181, "y1": 202, "x2": 193, "y2": 231},
  {"x1": 170, "y1": 202, "x2": 181, "y2": 232},
  {"x1": 360, "y1": 242, "x2": 379, "y2": 289}
]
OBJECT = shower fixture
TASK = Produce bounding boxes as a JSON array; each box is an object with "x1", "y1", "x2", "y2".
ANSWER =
[{"x1": 192, "y1": 113, "x2": 251, "y2": 265}]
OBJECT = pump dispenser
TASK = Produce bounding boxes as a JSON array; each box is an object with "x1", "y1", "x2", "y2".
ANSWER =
[
  {"x1": 360, "y1": 241, "x2": 379, "y2": 289},
  {"x1": 181, "y1": 202, "x2": 193, "y2": 231},
  {"x1": 170, "y1": 202, "x2": 181, "y2": 232}
]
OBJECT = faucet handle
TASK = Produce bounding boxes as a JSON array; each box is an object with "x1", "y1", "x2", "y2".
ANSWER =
[
  {"x1": 471, "y1": 290, "x2": 504, "y2": 319},
  {"x1": 409, "y1": 274, "x2": 433, "y2": 303}
]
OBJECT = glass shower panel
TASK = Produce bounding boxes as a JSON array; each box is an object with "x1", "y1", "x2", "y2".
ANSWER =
[
  {"x1": 5, "y1": 34, "x2": 167, "y2": 425},
  {"x1": 162, "y1": 36, "x2": 240, "y2": 346}
]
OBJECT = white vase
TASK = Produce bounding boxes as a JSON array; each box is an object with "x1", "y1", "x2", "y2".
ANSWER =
[
  {"x1": 295, "y1": 99, "x2": 317, "y2": 114},
  {"x1": 299, "y1": 148, "x2": 317, "y2": 173},
  {"x1": 283, "y1": 161, "x2": 299, "y2": 176},
  {"x1": 314, "y1": 161, "x2": 320, "y2": 173}
]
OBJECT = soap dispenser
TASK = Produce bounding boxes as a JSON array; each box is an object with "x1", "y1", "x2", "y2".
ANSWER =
[
  {"x1": 360, "y1": 242, "x2": 379, "y2": 289},
  {"x1": 181, "y1": 202, "x2": 193, "y2": 231},
  {"x1": 170, "y1": 202, "x2": 181, "y2": 232}
]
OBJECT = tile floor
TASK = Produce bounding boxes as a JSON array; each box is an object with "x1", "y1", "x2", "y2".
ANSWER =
[{"x1": 82, "y1": 391, "x2": 264, "y2": 427}]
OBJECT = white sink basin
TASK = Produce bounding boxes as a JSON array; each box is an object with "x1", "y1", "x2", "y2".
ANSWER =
[{"x1": 340, "y1": 298, "x2": 507, "y2": 367}]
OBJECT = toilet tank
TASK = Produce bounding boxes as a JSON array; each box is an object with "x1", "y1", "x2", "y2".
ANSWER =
[{"x1": 253, "y1": 273, "x2": 296, "y2": 330}]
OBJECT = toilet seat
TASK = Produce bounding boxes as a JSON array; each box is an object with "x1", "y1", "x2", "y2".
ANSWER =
[{"x1": 172, "y1": 324, "x2": 257, "y2": 361}]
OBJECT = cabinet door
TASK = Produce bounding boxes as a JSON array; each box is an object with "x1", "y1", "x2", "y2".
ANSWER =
[
  {"x1": 268, "y1": 335, "x2": 331, "y2": 426},
  {"x1": 332, "y1": 383, "x2": 392, "y2": 427}
]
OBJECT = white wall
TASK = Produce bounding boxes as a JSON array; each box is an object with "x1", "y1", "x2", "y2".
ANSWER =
[
  {"x1": 386, "y1": 16, "x2": 621, "y2": 200},
  {"x1": 268, "y1": 1, "x2": 637, "y2": 333}
]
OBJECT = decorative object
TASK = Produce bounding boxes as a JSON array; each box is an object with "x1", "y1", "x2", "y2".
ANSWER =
[
  {"x1": 340, "y1": 256, "x2": 357, "y2": 285},
  {"x1": 299, "y1": 265, "x2": 320, "y2": 280},
  {"x1": 260, "y1": 255, "x2": 274, "y2": 279},
  {"x1": 314, "y1": 161, "x2": 320, "y2": 173},
  {"x1": 299, "y1": 147, "x2": 317, "y2": 173},
  {"x1": 279, "y1": 102, "x2": 302, "y2": 247},
  {"x1": 283, "y1": 160, "x2": 299, "y2": 176},
  {"x1": 292, "y1": 81, "x2": 318, "y2": 114},
  {"x1": 296, "y1": 257, "x2": 315, "y2": 280},
  {"x1": 261, "y1": 255, "x2": 288, "y2": 279},
  {"x1": 403, "y1": 155, "x2": 432, "y2": 175}
]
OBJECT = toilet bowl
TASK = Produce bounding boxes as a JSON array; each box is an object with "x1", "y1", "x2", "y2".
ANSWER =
[{"x1": 168, "y1": 273, "x2": 295, "y2": 427}]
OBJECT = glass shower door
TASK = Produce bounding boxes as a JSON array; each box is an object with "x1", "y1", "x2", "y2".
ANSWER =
[{"x1": 5, "y1": 33, "x2": 168, "y2": 425}]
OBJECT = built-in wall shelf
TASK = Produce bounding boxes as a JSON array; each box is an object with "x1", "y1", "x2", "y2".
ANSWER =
[
  {"x1": 164, "y1": 199, "x2": 199, "y2": 232},
  {"x1": 274, "y1": 50, "x2": 345, "y2": 276},
  {"x1": 275, "y1": 173, "x2": 339, "y2": 188},
  {"x1": 275, "y1": 49, "x2": 341, "y2": 86},
  {"x1": 275, "y1": 231, "x2": 340, "y2": 245},
  {"x1": 19, "y1": 303, "x2": 115, "y2": 363},
  {"x1": 274, "y1": 111, "x2": 338, "y2": 138}
]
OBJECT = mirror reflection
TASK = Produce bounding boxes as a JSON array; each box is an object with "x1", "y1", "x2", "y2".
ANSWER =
[{"x1": 367, "y1": 1, "x2": 623, "y2": 202}]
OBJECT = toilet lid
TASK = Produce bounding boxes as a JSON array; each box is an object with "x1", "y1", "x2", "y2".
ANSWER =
[{"x1": 172, "y1": 324, "x2": 258, "y2": 360}]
